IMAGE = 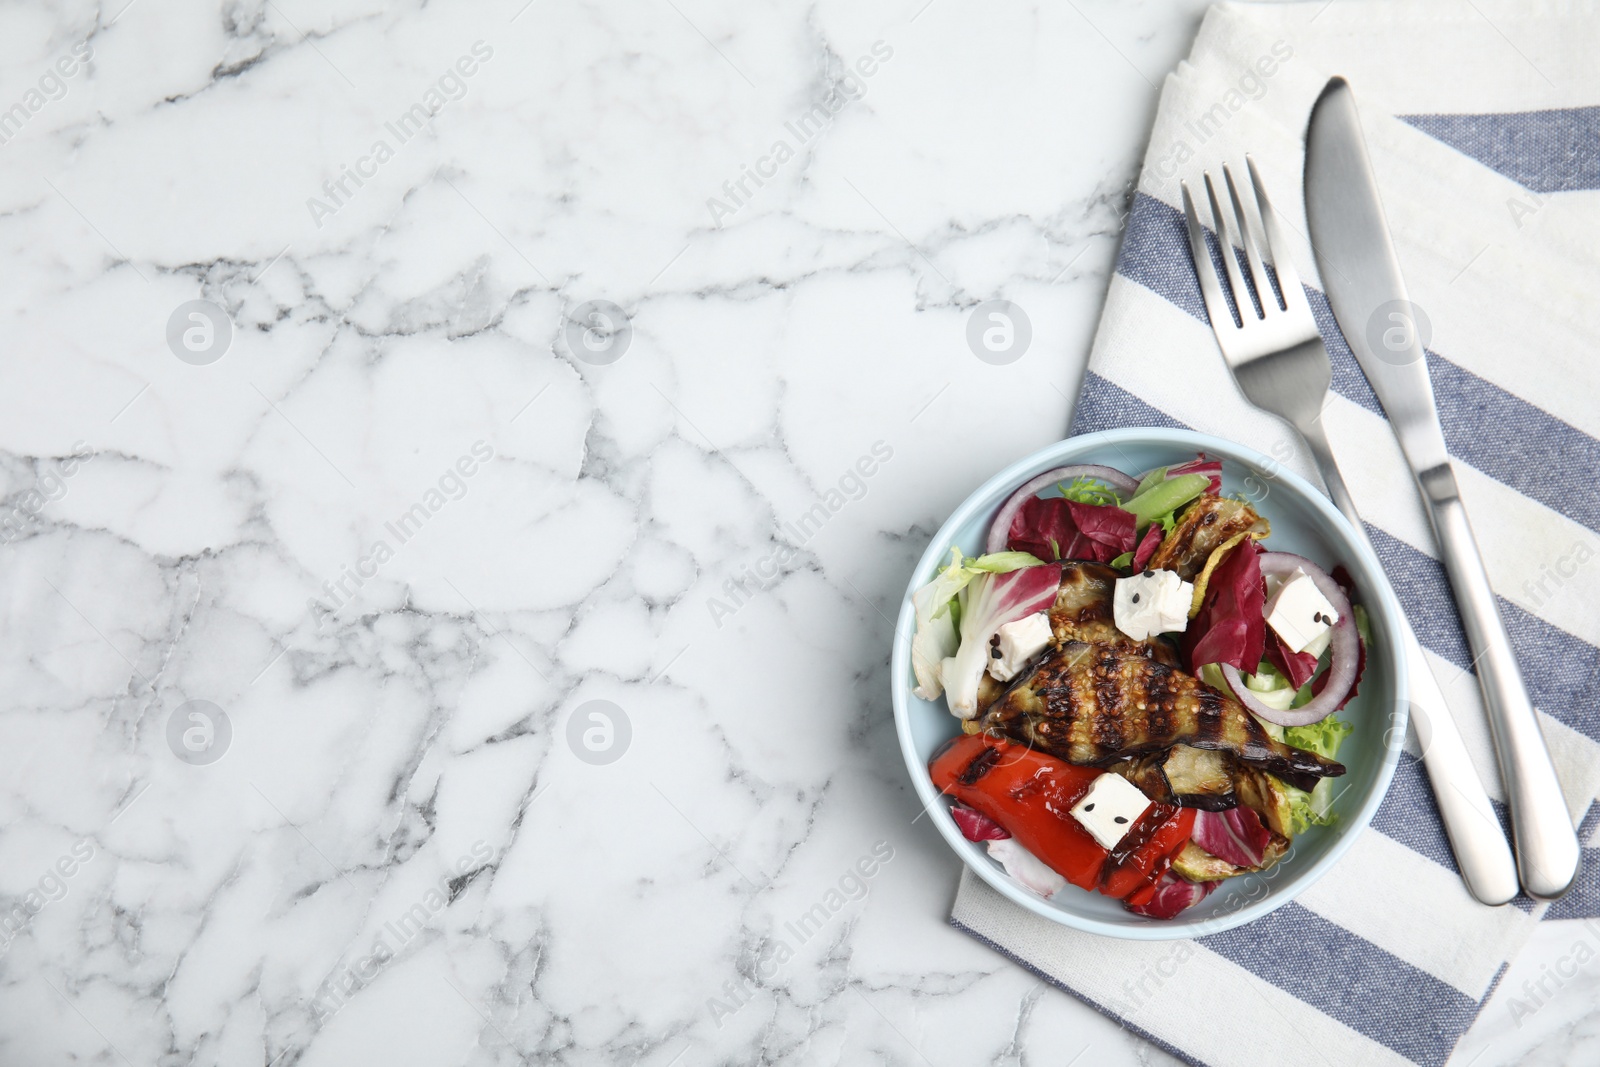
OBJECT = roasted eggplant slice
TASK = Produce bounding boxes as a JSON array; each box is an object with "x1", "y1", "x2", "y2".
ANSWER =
[
  {"x1": 1147, "y1": 496, "x2": 1269, "y2": 580},
  {"x1": 1161, "y1": 745, "x2": 1234, "y2": 798},
  {"x1": 1170, "y1": 833, "x2": 1290, "y2": 882},
  {"x1": 1049, "y1": 562, "x2": 1180, "y2": 666},
  {"x1": 1171, "y1": 841, "x2": 1243, "y2": 881},
  {"x1": 979, "y1": 641, "x2": 1344, "y2": 791},
  {"x1": 1107, "y1": 746, "x2": 1238, "y2": 810},
  {"x1": 974, "y1": 673, "x2": 1006, "y2": 716},
  {"x1": 1234, "y1": 768, "x2": 1296, "y2": 838}
]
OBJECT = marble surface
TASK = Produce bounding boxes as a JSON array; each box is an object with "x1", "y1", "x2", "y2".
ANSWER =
[{"x1": 0, "y1": 0, "x2": 1591, "y2": 1064}]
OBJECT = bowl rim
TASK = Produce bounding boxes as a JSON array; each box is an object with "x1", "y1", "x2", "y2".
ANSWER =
[{"x1": 890, "y1": 426, "x2": 1410, "y2": 940}]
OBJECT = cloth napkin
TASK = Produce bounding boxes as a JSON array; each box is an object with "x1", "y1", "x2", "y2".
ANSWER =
[{"x1": 949, "y1": 3, "x2": 1600, "y2": 1065}]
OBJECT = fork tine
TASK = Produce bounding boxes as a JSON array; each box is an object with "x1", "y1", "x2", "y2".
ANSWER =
[
  {"x1": 1223, "y1": 163, "x2": 1281, "y2": 312},
  {"x1": 1204, "y1": 171, "x2": 1260, "y2": 321},
  {"x1": 1181, "y1": 181, "x2": 1237, "y2": 333},
  {"x1": 1245, "y1": 155, "x2": 1306, "y2": 307}
]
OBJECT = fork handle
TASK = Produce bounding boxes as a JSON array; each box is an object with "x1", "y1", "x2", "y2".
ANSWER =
[
  {"x1": 1297, "y1": 417, "x2": 1363, "y2": 545},
  {"x1": 1420, "y1": 464, "x2": 1580, "y2": 900},
  {"x1": 1297, "y1": 416, "x2": 1521, "y2": 905}
]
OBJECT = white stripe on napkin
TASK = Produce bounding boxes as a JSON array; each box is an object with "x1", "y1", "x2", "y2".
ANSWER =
[{"x1": 1292, "y1": 828, "x2": 1533, "y2": 997}]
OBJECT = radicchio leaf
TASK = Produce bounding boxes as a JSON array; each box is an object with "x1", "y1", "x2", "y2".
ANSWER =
[
  {"x1": 1183, "y1": 540, "x2": 1266, "y2": 672},
  {"x1": 1191, "y1": 807, "x2": 1273, "y2": 868},
  {"x1": 1310, "y1": 625, "x2": 1366, "y2": 710},
  {"x1": 940, "y1": 564, "x2": 1063, "y2": 718},
  {"x1": 1007, "y1": 498, "x2": 1136, "y2": 563},
  {"x1": 1130, "y1": 524, "x2": 1164, "y2": 571},
  {"x1": 1169, "y1": 455, "x2": 1223, "y2": 495},
  {"x1": 986, "y1": 837, "x2": 1066, "y2": 898},
  {"x1": 910, "y1": 549, "x2": 968, "y2": 700},
  {"x1": 1068, "y1": 501, "x2": 1137, "y2": 555},
  {"x1": 1264, "y1": 628, "x2": 1319, "y2": 690},
  {"x1": 951, "y1": 803, "x2": 1011, "y2": 841},
  {"x1": 1125, "y1": 872, "x2": 1219, "y2": 919},
  {"x1": 1007, "y1": 497, "x2": 1075, "y2": 561}
]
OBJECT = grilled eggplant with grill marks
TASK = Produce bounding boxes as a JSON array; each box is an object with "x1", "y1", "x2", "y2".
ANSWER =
[
  {"x1": 979, "y1": 641, "x2": 1344, "y2": 791},
  {"x1": 1108, "y1": 746, "x2": 1238, "y2": 810},
  {"x1": 1147, "y1": 495, "x2": 1269, "y2": 580},
  {"x1": 1049, "y1": 562, "x2": 1180, "y2": 666},
  {"x1": 973, "y1": 561, "x2": 1177, "y2": 718}
]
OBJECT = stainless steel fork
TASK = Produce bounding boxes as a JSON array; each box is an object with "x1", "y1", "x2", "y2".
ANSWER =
[{"x1": 1180, "y1": 159, "x2": 1520, "y2": 906}]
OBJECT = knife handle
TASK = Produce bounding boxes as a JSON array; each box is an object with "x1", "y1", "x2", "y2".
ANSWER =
[
  {"x1": 1403, "y1": 629, "x2": 1521, "y2": 905},
  {"x1": 1298, "y1": 418, "x2": 1518, "y2": 904},
  {"x1": 1421, "y1": 462, "x2": 1580, "y2": 899}
]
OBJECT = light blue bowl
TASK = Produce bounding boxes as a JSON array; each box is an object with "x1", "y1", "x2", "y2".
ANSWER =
[{"x1": 891, "y1": 427, "x2": 1409, "y2": 939}]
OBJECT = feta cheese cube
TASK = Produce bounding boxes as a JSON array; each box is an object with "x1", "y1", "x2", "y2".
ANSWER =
[
  {"x1": 987, "y1": 612, "x2": 1053, "y2": 682},
  {"x1": 1265, "y1": 568, "x2": 1339, "y2": 653},
  {"x1": 1070, "y1": 772, "x2": 1153, "y2": 850},
  {"x1": 1113, "y1": 568, "x2": 1193, "y2": 641}
]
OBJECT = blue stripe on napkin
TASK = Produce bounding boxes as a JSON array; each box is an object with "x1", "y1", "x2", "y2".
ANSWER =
[
  {"x1": 1367, "y1": 526, "x2": 1600, "y2": 740},
  {"x1": 1199, "y1": 902, "x2": 1480, "y2": 1067},
  {"x1": 1372, "y1": 756, "x2": 1461, "y2": 873},
  {"x1": 1545, "y1": 808, "x2": 1600, "y2": 921},
  {"x1": 1114, "y1": 193, "x2": 1600, "y2": 537},
  {"x1": 1371, "y1": 758, "x2": 1538, "y2": 912},
  {"x1": 1400, "y1": 107, "x2": 1600, "y2": 193}
]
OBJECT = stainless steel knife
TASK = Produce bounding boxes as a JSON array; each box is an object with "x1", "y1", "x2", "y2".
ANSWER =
[{"x1": 1304, "y1": 77, "x2": 1580, "y2": 900}]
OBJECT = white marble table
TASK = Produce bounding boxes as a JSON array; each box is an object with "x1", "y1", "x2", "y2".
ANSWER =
[{"x1": 0, "y1": 1, "x2": 1592, "y2": 1064}]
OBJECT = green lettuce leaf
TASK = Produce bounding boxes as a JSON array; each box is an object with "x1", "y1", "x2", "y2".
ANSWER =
[
  {"x1": 1281, "y1": 715, "x2": 1355, "y2": 833},
  {"x1": 1284, "y1": 716, "x2": 1354, "y2": 759},
  {"x1": 1057, "y1": 475, "x2": 1121, "y2": 507}
]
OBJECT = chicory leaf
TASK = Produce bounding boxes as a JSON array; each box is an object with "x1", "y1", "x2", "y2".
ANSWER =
[
  {"x1": 1279, "y1": 716, "x2": 1354, "y2": 833},
  {"x1": 911, "y1": 548, "x2": 971, "y2": 700},
  {"x1": 1264, "y1": 627, "x2": 1319, "y2": 689},
  {"x1": 985, "y1": 837, "x2": 1066, "y2": 898},
  {"x1": 1183, "y1": 539, "x2": 1266, "y2": 672},
  {"x1": 910, "y1": 549, "x2": 1048, "y2": 699},
  {"x1": 1007, "y1": 497, "x2": 1135, "y2": 563},
  {"x1": 1058, "y1": 476, "x2": 1121, "y2": 506},
  {"x1": 1125, "y1": 872, "x2": 1218, "y2": 919},
  {"x1": 965, "y1": 550, "x2": 1047, "y2": 573},
  {"x1": 1131, "y1": 524, "x2": 1164, "y2": 571},
  {"x1": 1067, "y1": 501, "x2": 1136, "y2": 553},
  {"x1": 1191, "y1": 807, "x2": 1273, "y2": 868},
  {"x1": 941, "y1": 564, "x2": 1063, "y2": 718},
  {"x1": 951, "y1": 803, "x2": 1011, "y2": 841},
  {"x1": 1284, "y1": 714, "x2": 1353, "y2": 760},
  {"x1": 1007, "y1": 496, "x2": 1076, "y2": 561}
]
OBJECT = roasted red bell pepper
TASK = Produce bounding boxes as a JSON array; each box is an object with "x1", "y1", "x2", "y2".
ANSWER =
[
  {"x1": 931, "y1": 733, "x2": 1104, "y2": 888},
  {"x1": 929, "y1": 734, "x2": 1195, "y2": 903},
  {"x1": 1100, "y1": 804, "x2": 1195, "y2": 899}
]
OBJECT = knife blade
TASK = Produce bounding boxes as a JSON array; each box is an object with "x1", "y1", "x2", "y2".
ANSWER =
[{"x1": 1304, "y1": 77, "x2": 1580, "y2": 900}]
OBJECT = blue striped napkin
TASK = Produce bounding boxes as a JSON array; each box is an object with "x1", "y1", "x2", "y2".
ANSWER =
[{"x1": 949, "y1": 3, "x2": 1600, "y2": 1064}]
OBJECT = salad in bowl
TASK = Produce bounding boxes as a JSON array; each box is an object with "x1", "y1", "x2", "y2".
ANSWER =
[{"x1": 896, "y1": 429, "x2": 1405, "y2": 931}]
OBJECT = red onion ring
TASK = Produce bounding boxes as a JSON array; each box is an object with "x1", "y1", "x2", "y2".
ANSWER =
[
  {"x1": 985, "y1": 465, "x2": 1140, "y2": 554},
  {"x1": 1221, "y1": 551, "x2": 1359, "y2": 727}
]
